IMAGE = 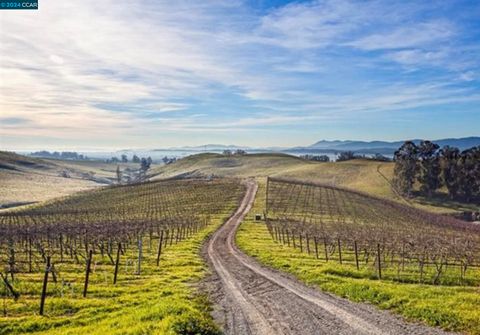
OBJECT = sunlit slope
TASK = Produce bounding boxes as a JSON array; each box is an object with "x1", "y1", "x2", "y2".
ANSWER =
[
  {"x1": 0, "y1": 151, "x2": 100, "y2": 206},
  {"x1": 151, "y1": 153, "x2": 395, "y2": 197},
  {"x1": 151, "y1": 153, "x2": 476, "y2": 213}
]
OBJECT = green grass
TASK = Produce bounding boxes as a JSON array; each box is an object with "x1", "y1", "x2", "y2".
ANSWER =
[
  {"x1": 237, "y1": 181, "x2": 480, "y2": 335},
  {"x1": 0, "y1": 211, "x2": 235, "y2": 335}
]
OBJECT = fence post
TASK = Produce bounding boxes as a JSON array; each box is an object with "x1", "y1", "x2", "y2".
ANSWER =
[
  {"x1": 113, "y1": 243, "x2": 121, "y2": 284},
  {"x1": 156, "y1": 231, "x2": 164, "y2": 266},
  {"x1": 314, "y1": 237, "x2": 319, "y2": 259},
  {"x1": 83, "y1": 250, "x2": 93, "y2": 297},
  {"x1": 28, "y1": 238, "x2": 32, "y2": 273},
  {"x1": 377, "y1": 243, "x2": 382, "y2": 279},
  {"x1": 39, "y1": 256, "x2": 50, "y2": 315}
]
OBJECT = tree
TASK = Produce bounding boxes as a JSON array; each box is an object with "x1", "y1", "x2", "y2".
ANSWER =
[
  {"x1": 223, "y1": 150, "x2": 232, "y2": 156},
  {"x1": 372, "y1": 154, "x2": 391, "y2": 162},
  {"x1": 336, "y1": 151, "x2": 356, "y2": 161},
  {"x1": 110, "y1": 157, "x2": 119, "y2": 163},
  {"x1": 162, "y1": 156, "x2": 177, "y2": 165},
  {"x1": 417, "y1": 141, "x2": 440, "y2": 197},
  {"x1": 439, "y1": 146, "x2": 461, "y2": 199},
  {"x1": 132, "y1": 155, "x2": 140, "y2": 163},
  {"x1": 300, "y1": 154, "x2": 330, "y2": 162},
  {"x1": 140, "y1": 157, "x2": 151, "y2": 171},
  {"x1": 121, "y1": 154, "x2": 128, "y2": 163},
  {"x1": 235, "y1": 149, "x2": 247, "y2": 155},
  {"x1": 393, "y1": 141, "x2": 418, "y2": 197},
  {"x1": 116, "y1": 165, "x2": 122, "y2": 184},
  {"x1": 458, "y1": 147, "x2": 480, "y2": 202}
]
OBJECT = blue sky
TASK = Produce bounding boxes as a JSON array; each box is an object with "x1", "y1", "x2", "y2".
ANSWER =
[{"x1": 0, "y1": 0, "x2": 479, "y2": 150}]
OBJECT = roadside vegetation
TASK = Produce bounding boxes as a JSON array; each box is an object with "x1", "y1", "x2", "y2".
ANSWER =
[{"x1": 237, "y1": 180, "x2": 480, "y2": 334}]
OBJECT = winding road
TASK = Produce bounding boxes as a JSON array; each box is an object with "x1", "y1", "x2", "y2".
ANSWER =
[{"x1": 205, "y1": 180, "x2": 454, "y2": 335}]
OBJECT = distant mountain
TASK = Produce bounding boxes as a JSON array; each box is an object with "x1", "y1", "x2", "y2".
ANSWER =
[
  {"x1": 151, "y1": 144, "x2": 253, "y2": 152},
  {"x1": 125, "y1": 137, "x2": 479, "y2": 156},
  {"x1": 303, "y1": 137, "x2": 480, "y2": 153}
]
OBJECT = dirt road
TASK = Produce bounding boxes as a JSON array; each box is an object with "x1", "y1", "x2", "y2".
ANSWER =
[{"x1": 204, "y1": 180, "x2": 454, "y2": 335}]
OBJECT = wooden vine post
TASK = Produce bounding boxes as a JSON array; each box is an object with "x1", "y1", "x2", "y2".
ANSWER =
[
  {"x1": 83, "y1": 250, "x2": 93, "y2": 297},
  {"x1": 377, "y1": 243, "x2": 382, "y2": 279},
  {"x1": 39, "y1": 256, "x2": 50, "y2": 316},
  {"x1": 156, "y1": 231, "x2": 164, "y2": 266},
  {"x1": 113, "y1": 243, "x2": 121, "y2": 284},
  {"x1": 28, "y1": 238, "x2": 32, "y2": 273}
]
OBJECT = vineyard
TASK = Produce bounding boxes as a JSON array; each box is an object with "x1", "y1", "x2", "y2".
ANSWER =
[
  {"x1": 265, "y1": 177, "x2": 480, "y2": 285},
  {"x1": 0, "y1": 178, "x2": 244, "y2": 322}
]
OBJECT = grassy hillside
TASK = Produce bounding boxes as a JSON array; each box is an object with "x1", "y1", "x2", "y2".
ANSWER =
[
  {"x1": 151, "y1": 153, "x2": 392, "y2": 190},
  {"x1": 151, "y1": 153, "x2": 476, "y2": 213},
  {"x1": 0, "y1": 152, "x2": 139, "y2": 207}
]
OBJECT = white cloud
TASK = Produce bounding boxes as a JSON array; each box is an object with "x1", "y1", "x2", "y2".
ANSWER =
[
  {"x1": 347, "y1": 20, "x2": 454, "y2": 51},
  {"x1": 0, "y1": 0, "x2": 478, "y2": 149}
]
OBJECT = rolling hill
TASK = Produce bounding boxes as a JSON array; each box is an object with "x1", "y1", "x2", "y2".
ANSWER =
[
  {"x1": 150, "y1": 152, "x2": 478, "y2": 213},
  {"x1": 0, "y1": 151, "x2": 138, "y2": 207}
]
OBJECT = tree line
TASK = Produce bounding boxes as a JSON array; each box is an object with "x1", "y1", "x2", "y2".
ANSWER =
[
  {"x1": 393, "y1": 141, "x2": 480, "y2": 202},
  {"x1": 30, "y1": 151, "x2": 89, "y2": 160}
]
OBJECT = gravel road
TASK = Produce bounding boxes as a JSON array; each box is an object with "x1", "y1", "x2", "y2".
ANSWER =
[{"x1": 204, "y1": 180, "x2": 455, "y2": 335}]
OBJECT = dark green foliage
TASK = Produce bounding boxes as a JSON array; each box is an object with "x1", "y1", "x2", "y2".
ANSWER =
[
  {"x1": 440, "y1": 146, "x2": 461, "y2": 199},
  {"x1": 393, "y1": 141, "x2": 418, "y2": 197},
  {"x1": 417, "y1": 141, "x2": 440, "y2": 197},
  {"x1": 394, "y1": 141, "x2": 480, "y2": 202},
  {"x1": 458, "y1": 146, "x2": 480, "y2": 202}
]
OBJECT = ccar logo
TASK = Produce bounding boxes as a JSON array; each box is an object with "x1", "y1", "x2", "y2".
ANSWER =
[{"x1": 0, "y1": 0, "x2": 38, "y2": 10}]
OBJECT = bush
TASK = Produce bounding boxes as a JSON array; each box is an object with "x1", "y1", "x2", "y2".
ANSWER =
[{"x1": 169, "y1": 311, "x2": 221, "y2": 335}]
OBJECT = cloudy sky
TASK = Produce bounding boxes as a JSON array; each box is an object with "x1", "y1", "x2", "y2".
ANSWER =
[{"x1": 0, "y1": 0, "x2": 479, "y2": 150}]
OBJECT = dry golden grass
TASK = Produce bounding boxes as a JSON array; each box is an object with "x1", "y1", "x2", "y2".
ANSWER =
[
  {"x1": 0, "y1": 151, "x2": 162, "y2": 206},
  {"x1": 0, "y1": 152, "x2": 118, "y2": 206},
  {"x1": 152, "y1": 153, "x2": 475, "y2": 214},
  {"x1": 0, "y1": 169, "x2": 99, "y2": 205}
]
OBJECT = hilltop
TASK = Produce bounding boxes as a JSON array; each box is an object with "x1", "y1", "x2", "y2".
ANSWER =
[{"x1": 151, "y1": 152, "x2": 478, "y2": 214}]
